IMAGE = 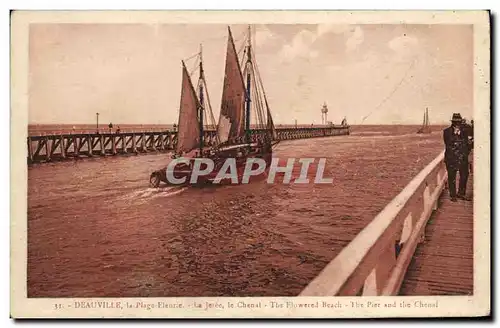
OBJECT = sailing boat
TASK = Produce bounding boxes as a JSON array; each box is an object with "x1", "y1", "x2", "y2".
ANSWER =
[
  {"x1": 417, "y1": 107, "x2": 431, "y2": 134},
  {"x1": 149, "y1": 25, "x2": 276, "y2": 187},
  {"x1": 212, "y1": 25, "x2": 277, "y2": 165}
]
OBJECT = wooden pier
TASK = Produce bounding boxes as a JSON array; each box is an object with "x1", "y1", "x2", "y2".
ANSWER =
[
  {"x1": 300, "y1": 151, "x2": 449, "y2": 296},
  {"x1": 299, "y1": 151, "x2": 476, "y2": 298},
  {"x1": 27, "y1": 126, "x2": 350, "y2": 164},
  {"x1": 399, "y1": 174, "x2": 473, "y2": 296}
]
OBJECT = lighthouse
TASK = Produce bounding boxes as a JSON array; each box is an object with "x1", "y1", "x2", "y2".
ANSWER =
[{"x1": 321, "y1": 102, "x2": 329, "y2": 125}]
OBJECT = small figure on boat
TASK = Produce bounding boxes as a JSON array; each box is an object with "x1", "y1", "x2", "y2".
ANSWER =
[{"x1": 443, "y1": 113, "x2": 472, "y2": 202}]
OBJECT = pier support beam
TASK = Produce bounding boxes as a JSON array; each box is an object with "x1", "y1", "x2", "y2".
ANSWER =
[
  {"x1": 121, "y1": 135, "x2": 127, "y2": 154},
  {"x1": 159, "y1": 134, "x2": 165, "y2": 150},
  {"x1": 112, "y1": 136, "x2": 117, "y2": 155},
  {"x1": 27, "y1": 137, "x2": 33, "y2": 162},
  {"x1": 87, "y1": 136, "x2": 93, "y2": 157},
  {"x1": 151, "y1": 135, "x2": 156, "y2": 151},
  {"x1": 132, "y1": 134, "x2": 137, "y2": 153},
  {"x1": 45, "y1": 137, "x2": 51, "y2": 161},
  {"x1": 73, "y1": 136, "x2": 79, "y2": 158},
  {"x1": 100, "y1": 135, "x2": 105, "y2": 156},
  {"x1": 60, "y1": 135, "x2": 66, "y2": 159}
]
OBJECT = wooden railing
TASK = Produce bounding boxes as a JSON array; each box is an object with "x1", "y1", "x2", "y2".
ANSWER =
[{"x1": 300, "y1": 151, "x2": 447, "y2": 296}]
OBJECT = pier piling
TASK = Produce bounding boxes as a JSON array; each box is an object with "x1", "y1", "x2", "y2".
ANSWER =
[
  {"x1": 132, "y1": 134, "x2": 137, "y2": 153},
  {"x1": 100, "y1": 135, "x2": 105, "y2": 156},
  {"x1": 111, "y1": 136, "x2": 116, "y2": 155}
]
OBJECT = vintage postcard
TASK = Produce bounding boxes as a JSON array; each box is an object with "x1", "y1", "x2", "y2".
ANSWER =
[{"x1": 10, "y1": 10, "x2": 490, "y2": 318}]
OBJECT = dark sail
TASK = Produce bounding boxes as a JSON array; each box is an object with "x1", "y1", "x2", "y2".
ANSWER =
[
  {"x1": 217, "y1": 27, "x2": 246, "y2": 144},
  {"x1": 176, "y1": 61, "x2": 201, "y2": 154},
  {"x1": 417, "y1": 108, "x2": 431, "y2": 134}
]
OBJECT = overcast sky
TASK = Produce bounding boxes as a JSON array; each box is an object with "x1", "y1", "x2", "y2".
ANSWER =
[{"x1": 29, "y1": 23, "x2": 473, "y2": 125}]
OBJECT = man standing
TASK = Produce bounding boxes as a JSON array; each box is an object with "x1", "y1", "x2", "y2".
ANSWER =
[{"x1": 443, "y1": 113, "x2": 471, "y2": 202}]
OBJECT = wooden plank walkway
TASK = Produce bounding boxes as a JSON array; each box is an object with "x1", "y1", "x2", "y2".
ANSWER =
[{"x1": 400, "y1": 172, "x2": 473, "y2": 295}]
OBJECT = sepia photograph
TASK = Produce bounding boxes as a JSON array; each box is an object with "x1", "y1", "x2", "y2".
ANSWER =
[{"x1": 10, "y1": 10, "x2": 490, "y2": 318}]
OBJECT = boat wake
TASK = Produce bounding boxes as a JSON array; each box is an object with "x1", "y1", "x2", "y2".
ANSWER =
[
  {"x1": 120, "y1": 186, "x2": 188, "y2": 202},
  {"x1": 150, "y1": 186, "x2": 188, "y2": 198}
]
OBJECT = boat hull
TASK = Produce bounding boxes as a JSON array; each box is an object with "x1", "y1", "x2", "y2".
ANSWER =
[{"x1": 150, "y1": 145, "x2": 272, "y2": 188}]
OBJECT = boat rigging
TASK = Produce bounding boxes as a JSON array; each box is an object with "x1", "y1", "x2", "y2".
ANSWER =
[{"x1": 149, "y1": 25, "x2": 277, "y2": 188}]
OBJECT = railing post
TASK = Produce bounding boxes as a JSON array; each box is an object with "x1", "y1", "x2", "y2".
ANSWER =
[{"x1": 399, "y1": 213, "x2": 413, "y2": 245}]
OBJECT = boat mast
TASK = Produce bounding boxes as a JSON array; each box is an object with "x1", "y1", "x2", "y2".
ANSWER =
[
  {"x1": 250, "y1": 41, "x2": 276, "y2": 140},
  {"x1": 198, "y1": 44, "x2": 205, "y2": 155},
  {"x1": 245, "y1": 25, "x2": 252, "y2": 144}
]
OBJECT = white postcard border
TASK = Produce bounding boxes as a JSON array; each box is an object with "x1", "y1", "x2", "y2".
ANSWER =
[{"x1": 10, "y1": 10, "x2": 491, "y2": 318}]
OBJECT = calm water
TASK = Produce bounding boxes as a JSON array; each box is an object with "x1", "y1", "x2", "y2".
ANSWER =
[{"x1": 28, "y1": 128, "x2": 445, "y2": 297}]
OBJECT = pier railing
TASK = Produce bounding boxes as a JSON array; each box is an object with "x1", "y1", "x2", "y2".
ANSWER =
[
  {"x1": 300, "y1": 151, "x2": 447, "y2": 296},
  {"x1": 27, "y1": 126, "x2": 350, "y2": 164}
]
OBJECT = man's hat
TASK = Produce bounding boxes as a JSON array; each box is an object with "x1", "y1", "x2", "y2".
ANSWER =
[{"x1": 451, "y1": 113, "x2": 463, "y2": 122}]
